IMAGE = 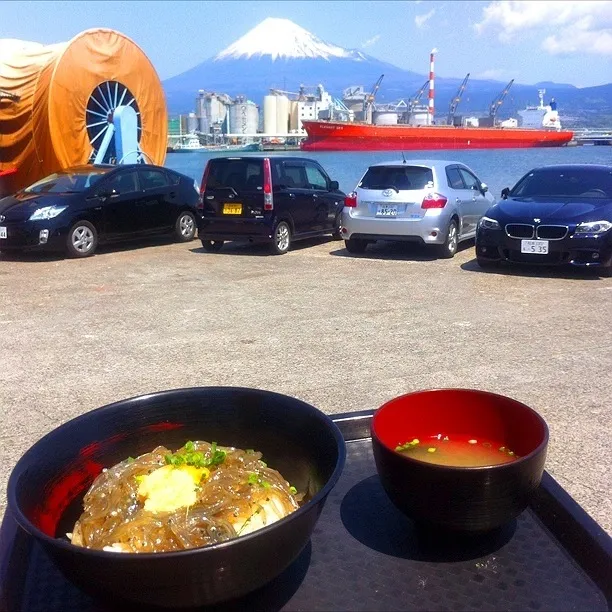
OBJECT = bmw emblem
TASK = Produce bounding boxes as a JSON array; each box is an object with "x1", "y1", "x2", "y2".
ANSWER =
[{"x1": 382, "y1": 189, "x2": 394, "y2": 197}]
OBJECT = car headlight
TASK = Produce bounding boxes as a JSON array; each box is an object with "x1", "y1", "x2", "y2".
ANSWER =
[
  {"x1": 575, "y1": 220, "x2": 612, "y2": 235},
  {"x1": 478, "y1": 216, "x2": 500, "y2": 230},
  {"x1": 29, "y1": 205, "x2": 68, "y2": 221}
]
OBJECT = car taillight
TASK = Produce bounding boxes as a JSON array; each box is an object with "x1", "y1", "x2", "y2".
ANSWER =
[
  {"x1": 344, "y1": 192, "x2": 357, "y2": 207},
  {"x1": 421, "y1": 193, "x2": 448, "y2": 209},
  {"x1": 263, "y1": 158, "x2": 273, "y2": 211},
  {"x1": 198, "y1": 161, "x2": 211, "y2": 211}
]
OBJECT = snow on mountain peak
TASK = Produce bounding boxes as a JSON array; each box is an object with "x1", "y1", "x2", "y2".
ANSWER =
[{"x1": 215, "y1": 18, "x2": 357, "y2": 61}]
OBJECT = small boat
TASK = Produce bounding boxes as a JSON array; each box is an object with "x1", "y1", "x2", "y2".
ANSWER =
[{"x1": 169, "y1": 133, "x2": 206, "y2": 153}]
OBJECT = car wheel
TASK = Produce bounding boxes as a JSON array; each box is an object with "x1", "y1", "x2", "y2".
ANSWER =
[
  {"x1": 270, "y1": 221, "x2": 291, "y2": 255},
  {"x1": 476, "y1": 256, "x2": 500, "y2": 270},
  {"x1": 175, "y1": 211, "x2": 197, "y2": 242},
  {"x1": 332, "y1": 216, "x2": 343, "y2": 240},
  {"x1": 438, "y1": 219, "x2": 458, "y2": 259},
  {"x1": 201, "y1": 240, "x2": 224, "y2": 253},
  {"x1": 66, "y1": 221, "x2": 98, "y2": 258},
  {"x1": 345, "y1": 238, "x2": 368, "y2": 254}
]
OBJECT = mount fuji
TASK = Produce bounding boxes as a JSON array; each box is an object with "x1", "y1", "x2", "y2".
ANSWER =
[{"x1": 162, "y1": 18, "x2": 611, "y2": 124}]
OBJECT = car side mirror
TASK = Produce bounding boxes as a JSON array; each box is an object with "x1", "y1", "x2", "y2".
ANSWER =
[
  {"x1": 329, "y1": 180, "x2": 339, "y2": 191},
  {"x1": 480, "y1": 182, "x2": 488, "y2": 193},
  {"x1": 501, "y1": 187, "x2": 510, "y2": 199},
  {"x1": 93, "y1": 190, "x2": 111, "y2": 200}
]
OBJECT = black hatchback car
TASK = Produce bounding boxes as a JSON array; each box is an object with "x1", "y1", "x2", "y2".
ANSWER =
[
  {"x1": 196, "y1": 156, "x2": 346, "y2": 254},
  {"x1": 0, "y1": 164, "x2": 200, "y2": 258},
  {"x1": 476, "y1": 164, "x2": 612, "y2": 276}
]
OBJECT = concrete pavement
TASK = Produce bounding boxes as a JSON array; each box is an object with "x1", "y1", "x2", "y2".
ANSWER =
[{"x1": 1, "y1": 235, "x2": 611, "y2": 535}]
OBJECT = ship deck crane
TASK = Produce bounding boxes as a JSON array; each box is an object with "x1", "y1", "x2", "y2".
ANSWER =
[
  {"x1": 364, "y1": 74, "x2": 384, "y2": 123},
  {"x1": 489, "y1": 79, "x2": 514, "y2": 122},
  {"x1": 447, "y1": 73, "x2": 470, "y2": 125},
  {"x1": 408, "y1": 80, "x2": 429, "y2": 113}
]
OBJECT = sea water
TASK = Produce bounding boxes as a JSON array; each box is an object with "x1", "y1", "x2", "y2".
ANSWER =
[{"x1": 165, "y1": 146, "x2": 612, "y2": 199}]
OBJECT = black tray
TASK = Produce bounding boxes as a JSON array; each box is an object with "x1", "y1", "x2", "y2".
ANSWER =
[{"x1": 1, "y1": 410, "x2": 611, "y2": 611}]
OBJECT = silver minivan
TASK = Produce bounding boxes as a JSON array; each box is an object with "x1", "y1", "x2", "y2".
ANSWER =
[{"x1": 341, "y1": 159, "x2": 495, "y2": 257}]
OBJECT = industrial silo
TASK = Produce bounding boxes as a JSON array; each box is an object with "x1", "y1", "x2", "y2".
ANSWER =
[
  {"x1": 0, "y1": 28, "x2": 167, "y2": 194},
  {"x1": 289, "y1": 101, "x2": 299, "y2": 132},
  {"x1": 373, "y1": 111, "x2": 399, "y2": 125},
  {"x1": 187, "y1": 112, "x2": 198, "y2": 133},
  {"x1": 263, "y1": 95, "x2": 277, "y2": 134},
  {"x1": 276, "y1": 95, "x2": 290, "y2": 135},
  {"x1": 229, "y1": 100, "x2": 259, "y2": 135}
]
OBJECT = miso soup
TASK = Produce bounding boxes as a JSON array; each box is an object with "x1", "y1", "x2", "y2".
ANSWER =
[{"x1": 395, "y1": 435, "x2": 519, "y2": 467}]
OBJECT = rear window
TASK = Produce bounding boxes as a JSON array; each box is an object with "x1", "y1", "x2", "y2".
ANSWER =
[
  {"x1": 358, "y1": 166, "x2": 434, "y2": 190},
  {"x1": 511, "y1": 168, "x2": 612, "y2": 198},
  {"x1": 207, "y1": 160, "x2": 263, "y2": 191}
]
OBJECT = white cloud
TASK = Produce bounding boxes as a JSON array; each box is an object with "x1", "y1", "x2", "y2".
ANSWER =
[
  {"x1": 415, "y1": 9, "x2": 436, "y2": 29},
  {"x1": 474, "y1": 0, "x2": 612, "y2": 55},
  {"x1": 472, "y1": 69, "x2": 509, "y2": 80},
  {"x1": 361, "y1": 35, "x2": 381, "y2": 49}
]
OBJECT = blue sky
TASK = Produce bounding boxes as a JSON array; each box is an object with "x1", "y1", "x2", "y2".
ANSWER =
[{"x1": 2, "y1": 1, "x2": 611, "y2": 88}]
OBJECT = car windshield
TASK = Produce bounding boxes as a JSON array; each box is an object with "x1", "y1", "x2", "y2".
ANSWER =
[
  {"x1": 24, "y1": 171, "x2": 108, "y2": 194},
  {"x1": 358, "y1": 166, "x2": 434, "y2": 190},
  {"x1": 510, "y1": 168, "x2": 612, "y2": 198}
]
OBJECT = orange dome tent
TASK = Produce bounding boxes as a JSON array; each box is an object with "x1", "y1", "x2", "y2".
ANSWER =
[{"x1": 0, "y1": 28, "x2": 167, "y2": 195}]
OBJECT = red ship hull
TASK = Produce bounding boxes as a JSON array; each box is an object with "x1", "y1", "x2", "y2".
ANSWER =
[{"x1": 300, "y1": 121, "x2": 574, "y2": 151}]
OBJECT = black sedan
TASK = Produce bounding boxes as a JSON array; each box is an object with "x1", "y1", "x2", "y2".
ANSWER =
[
  {"x1": 476, "y1": 164, "x2": 612, "y2": 276},
  {"x1": 0, "y1": 164, "x2": 200, "y2": 257}
]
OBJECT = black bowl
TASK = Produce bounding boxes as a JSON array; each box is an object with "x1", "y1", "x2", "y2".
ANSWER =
[
  {"x1": 371, "y1": 388, "x2": 549, "y2": 532},
  {"x1": 7, "y1": 387, "x2": 346, "y2": 608}
]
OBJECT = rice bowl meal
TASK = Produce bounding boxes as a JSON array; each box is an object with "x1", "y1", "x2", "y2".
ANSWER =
[{"x1": 68, "y1": 441, "x2": 302, "y2": 553}]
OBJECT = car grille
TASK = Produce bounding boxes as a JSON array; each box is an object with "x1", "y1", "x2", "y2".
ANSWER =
[
  {"x1": 505, "y1": 224, "x2": 534, "y2": 239},
  {"x1": 536, "y1": 225, "x2": 568, "y2": 240},
  {"x1": 505, "y1": 224, "x2": 569, "y2": 240}
]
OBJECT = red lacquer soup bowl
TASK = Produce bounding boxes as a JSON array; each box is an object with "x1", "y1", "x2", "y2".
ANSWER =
[{"x1": 371, "y1": 388, "x2": 549, "y2": 532}]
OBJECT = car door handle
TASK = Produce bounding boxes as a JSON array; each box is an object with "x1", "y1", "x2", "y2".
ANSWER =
[
  {"x1": 456, "y1": 198, "x2": 461, "y2": 203},
  {"x1": 169, "y1": 192, "x2": 176, "y2": 198},
  {"x1": 313, "y1": 193, "x2": 319, "y2": 199},
  {"x1": 289, "y1": 193, "x2": 296, "y2": 199}
]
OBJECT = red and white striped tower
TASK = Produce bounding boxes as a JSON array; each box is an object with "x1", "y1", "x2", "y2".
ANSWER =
[{"x1": 428, "y1": 48, "x2": 438, "y2": 125}]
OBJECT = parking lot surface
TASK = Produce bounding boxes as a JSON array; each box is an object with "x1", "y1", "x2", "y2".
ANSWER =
[{"x1": 1, "y1": 236, "x2": 611, "y2": 535}]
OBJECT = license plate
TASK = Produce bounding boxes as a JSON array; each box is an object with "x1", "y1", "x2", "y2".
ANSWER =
[
  {"x1": 521, "y1": 239, "x2": 549, "y2": 254},
  {"x1": 376, "y1": 204, "x2": 398, "y2": 217},
  {"x1": 0, "y1": 226, "x2": 6, "y2": 239},
  {"x1": 223, "y1": 203, "x2": 242, "y2": 215}
]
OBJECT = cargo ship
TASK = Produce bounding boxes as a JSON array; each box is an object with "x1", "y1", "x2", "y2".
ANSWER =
[
  {"x1": 301, "y1": 50, "x2": 575, "y2": 152},
  {"x1": 300, "y1": 119, "x2": 574, "y2": 151}
]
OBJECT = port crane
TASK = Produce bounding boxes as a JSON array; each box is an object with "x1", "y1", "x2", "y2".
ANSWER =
[
  {"x1": 408, "y1": 80, "x2": 429, "y2": 113},
  {"x1": 489, "y1": 79, "x2": 514, "y2": 121},
  {"x1": 364, "y1": 74, "x2": 384, "y2": 123},
  {"x1": 447, "y1": 73, "x2": 470, "y2": 125}
]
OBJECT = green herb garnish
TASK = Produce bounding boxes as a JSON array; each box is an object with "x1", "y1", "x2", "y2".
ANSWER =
[
  {"x1": 164, "y1": 441, "x2": 226, "y2": 469},
  {"x1": 289, "y1": 486, "x2": 298, "y2": 495},
  {"x1": 247, "y1": 472, "x2": 270, "y2": 488},
  {"x1": 247, "y1": 473, "x2": 259, "y2": 485},
  {"x1": 395, "y1": 438, "x2": 420, "y2": 452}
]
